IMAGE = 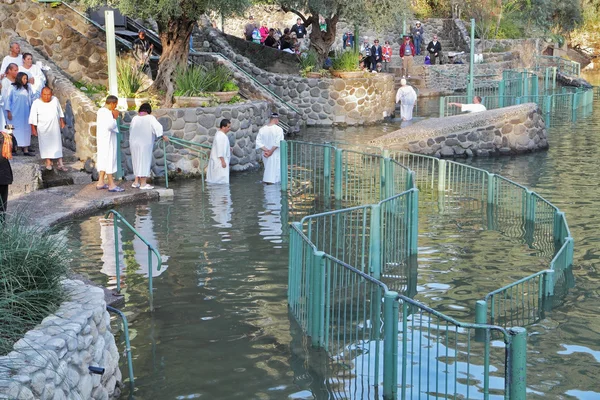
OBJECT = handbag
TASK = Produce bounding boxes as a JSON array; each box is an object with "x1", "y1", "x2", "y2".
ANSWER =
[{"x1": 424, "y1": 55, "x2": 431, "y2": 65}]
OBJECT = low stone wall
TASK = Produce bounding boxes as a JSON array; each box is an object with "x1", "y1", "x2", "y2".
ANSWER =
[
  {"x1": 425, "y1": 60, "x2": 515, "y2": 91},
  {"x1": 119, "y1": 101, "x2": 270, "y2": 177},
  {"x1": 12, "y1": 36, "x2": 98, "y2": 161},
  {"x1": 198, "y1": 27, "x2": 395, "y2": 125},
  {"x1": 373, "y1": 103, "x2": 548, "y2": 157},
  {"x1": 0, "y1": 279, "x2": 121, "y2": 400},
  {"x1": 222, "y1": 33, "x2": 300, "y2": 75},
  {"x1": 0, "y1": 0, "x2": 109, "y2": 84}
]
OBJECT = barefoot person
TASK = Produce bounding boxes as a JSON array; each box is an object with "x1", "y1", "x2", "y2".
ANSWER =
[
  {"x1": 129, "y1": 103, "x2": 168, "y2": 190},
  {"x1": 5, "y1": 72, "x2": 34, "y2": 156},
  {"x1": 255, "y1": 113, "x2": 284, "y2": 184},
  {"x1": 206, "y1": 119, "x2": 231, "y2": 184},
  {"x1": 95, "y1": 95, "x2": 123, "y2": 192},
  {"x1": 29, "y1": 87, "x2": 66, "y2": 171}
]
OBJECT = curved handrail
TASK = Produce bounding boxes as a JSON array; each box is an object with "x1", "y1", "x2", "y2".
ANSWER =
[
  {"x1": 161, "y1": 136, "x2": 211, "y2": 189},
  {"x1": 104, "y1": 209, "x2": 162, "y2": 311},
  {"x1": 106, "y1": 306, "x2": 134, "y2": 387}
]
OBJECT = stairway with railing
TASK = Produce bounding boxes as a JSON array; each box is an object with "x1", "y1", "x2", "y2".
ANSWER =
[{"x1": 282, "y1": 140, "x2": 573, "y2": 399}]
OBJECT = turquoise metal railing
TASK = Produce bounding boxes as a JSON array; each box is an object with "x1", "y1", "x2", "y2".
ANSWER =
[
  {"x1": 107, "y1": 306, "x2": 134, "y2": 386},
  {"x1": 104, "y1": 210, "x2": 162, "y2": 311},
  {"x1": 534, "y1": 55, "x2": 580, "y2": 77},
  {"x1": 161, "y1": 136, "x2": 211, "y2": 189},
  {"x1": 283, "y1": 141, "x2": 538, "y2": 399}
]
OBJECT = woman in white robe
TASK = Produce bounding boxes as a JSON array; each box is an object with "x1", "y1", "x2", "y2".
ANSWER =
[
  {"x1": 5, "y1": 72, "x2": 33, "y2": 155},
  {"x1": 29, "y1": 87, "x2": 66, "y2": 170},
  {"x1": 255, "y1": 114, "x2": 285, "y2": 184},
  {"x1": 395, "y1": 78, "x2": 417, "y2": 122},
  {"x1": 95, "y1": 96, "x2": 123, "y2": 192},
  {"x1": 129, "y1": 103, "x2": 166, "y2": 190},
  {"x1": 206, "y1": 119, "x2": 231, "y2": 184},
  {"x1": 19, "y1": 53, "x2": 46, "y2": 100}
]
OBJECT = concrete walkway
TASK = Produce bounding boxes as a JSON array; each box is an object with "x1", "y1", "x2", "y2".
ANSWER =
[{"x1": 9, "y1": 183, "x2": 172, "y2": 228}]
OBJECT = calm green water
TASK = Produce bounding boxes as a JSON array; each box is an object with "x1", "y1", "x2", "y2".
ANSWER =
[{"x1": 63, "y1": 92, "x2": 600, "y2": 399}]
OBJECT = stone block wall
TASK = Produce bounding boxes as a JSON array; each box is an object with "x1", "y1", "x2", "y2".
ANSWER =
[
  {"x1": 374, "y1": 103, "x2": 548, "y2": 157},
  {"x1": 0, "y1": 279, "x2": 121, "y2": 400},
  {"x1": 0, "y1": 0, "x2": 108, "y2": 84},
  {"x1": 198, "y1": 27, "x2": 396, "y2": 125},
  {"x1": 119, "y1": 101, "x2": 270, "y2": 177},
  {"x1": 425, "y1": 60, "x2": 515, "y2": 91}
]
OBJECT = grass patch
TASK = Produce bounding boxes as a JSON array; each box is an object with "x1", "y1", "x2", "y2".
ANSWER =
[
  {"x1": 0, "y1": 214, "x2": 70, "y2": 355},
  {"x1": 174, "y1": 64, "x2": 237, "y2": 96}
]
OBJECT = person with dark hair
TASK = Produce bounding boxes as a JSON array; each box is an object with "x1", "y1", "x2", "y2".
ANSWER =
[
  {"x1": 95, "y1": 95, "x2": 123, "y2": 192},
  {"x1": 133, "y1": 31, "x2": 153, "y2": 74},
  {"x1": 370, "y1": 39, "x2": 383, "y2": 72},
  {"x1": 1, "y1": 63, "x2": 18, "y2": 125},
  {"x1": 256, "y1": 113, "x2": 284, "y2": 184},
  {"x1": 0, "y1": 124, "x2": 15, "y2": 223},
  {"x1": 29, "y1": 87, "x2": 66, "y2": 170},
  {"x1": 280, "y1": 28, "x2": 292, "y2": 51},
  {"x1": 207, "y1": 119, "x2": 231, "y2": 184},
  {"x1": 19, "y1": 53, "x2": 46, "y2": 100},
  {"x1": 6, "y1": 72, "x2": 33, "y2": 156},
  {"x1": 264, "y1": 28, "x2": 278, "y2": 48},
  {"x1": 129, "y1": 102, "x2": 168, "y2": 190}
]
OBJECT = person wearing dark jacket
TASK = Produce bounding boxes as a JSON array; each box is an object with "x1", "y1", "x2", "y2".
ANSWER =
[
  {"x1": 0, "y1": 125, "x2": 15, "y2": 223},
  {"x1": 264, "y1": 29, "x2": 278, "y2": 48},
  {"x1": 291, "y1": 19, "x2": 307, "y2": 39},
  {"x1": 370, "y1": 40, "x2": 383, "y2": 72},
  {"x1": 427, "y1": 35, "x2": 443, "y2": 65}
]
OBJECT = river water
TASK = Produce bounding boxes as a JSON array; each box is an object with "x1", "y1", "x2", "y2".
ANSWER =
[{"x1": 62, "y1": 82, "x2": 600, "y2": 399}]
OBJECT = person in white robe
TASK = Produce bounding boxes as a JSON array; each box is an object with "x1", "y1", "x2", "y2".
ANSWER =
[
  {"x1": 133, "y1": 205, "x2": 169, "y2": 278},
  {"x1": 395, "y1": 78, "x2": 417, "y2": 122},
  {"x1": 96, "y1": 95, "x2": 123, "y2": 192},
  {"x1": 29, "y1": 87, "x2": 66, "y2": 170},
  {"x1": 206, "y1": 119, "x2": 231, "y2": 184},
  {"x1": 19, "y1": 53, "x2": 46, "y2": 100},
  {"x1": 1, "y1": 64, "x2": 18, "y2": 129},
  {"x1": 0, "y1": 43, "x2": 23, "y2": 76},
  {"x1": 255, "y1": 113, "x2": 285, "y2": 184},
  {"x1": 129, "y1": 103, "x2": 168, "y2": 190},
  {"x1": 5, "y1": 72, "x2": 33, "y2": 155}
]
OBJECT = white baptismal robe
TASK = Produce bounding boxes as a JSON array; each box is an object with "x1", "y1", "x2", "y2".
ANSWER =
[
  {"x1": 6, "y1": 86, "x2": 33, "y2": 147},
  {"x1": 206, "y1": 130, "x2": 231, "y2": 184},
  {"x1": 96, "y1": 107, "x2": 119, "y2": 174},
  {"x1": 19, "y1": 64, "x2": 46, "y2": 99},
  {"x1": 395, "y1": 85, "x2": 418, "y2": 121},
  {"x1": 129, "y1": 114, "x2": 163, "y2": 177},
  {"x1": 0, "y1": 55, "x2": 23, "y2": 76},
  {"x1": 29, "y1": 97, "x2": 64, "y2": 159},
  {"x1": 1, "y1": 77, "x2": 14, "y2": 122},
  {"x1": 255, "y1": 124, "x2": 284, "y2": 184}
]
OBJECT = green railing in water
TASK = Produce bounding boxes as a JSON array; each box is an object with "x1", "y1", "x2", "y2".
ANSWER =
[
  {"x1": 104, "y1": 210, "x2": 163, "y2": 311},
  {"x1": 161, "y1": 136, "x2": 211, "y2": 189},
  {"x1": 282, "y1": 141, "x2": 575, "y2": 399},
  {"x1": 533, "y1": 55, "x2": 581, "y2": 77}
]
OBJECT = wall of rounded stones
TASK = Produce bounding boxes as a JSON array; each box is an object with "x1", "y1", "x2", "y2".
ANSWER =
[
  {"x1": 0, "y1": 0, "x2": 109, "y2": 84},
  {"x1": 374, "y1": 103, "x2": 548, "y2": 157},
  {"x1": 119, "y1": 101, "x2": 270, "y2": 177},
  {"x1": 0, "y1": 279, "x2": 122, "y2": 400},
  {"x1": 199, "y1": 27, "x2": 396, "y2": 125}
]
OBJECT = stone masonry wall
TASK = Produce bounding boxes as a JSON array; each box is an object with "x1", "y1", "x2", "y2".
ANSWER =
[
  {"x1": 12, "y1": 36, "x2": 99, "y2": 161},
  {"x1": 373, "y1": 103, "x2": 548, "y2": 157},
  {"x1": 119, "y1": 101, "x2": 270, "y2": 177},
  {"x1": 0, "y1": 279, "x2": 122, "y2": 400},
  {"x1": 425, "y1": 60, "x2": 515, "y2": 91},
  {"x1": 0, "y1": 0, "x2": 108, "y2": 84},
  {"x1": 198, "y1": 27, "x2": 396, "y2": 125}
]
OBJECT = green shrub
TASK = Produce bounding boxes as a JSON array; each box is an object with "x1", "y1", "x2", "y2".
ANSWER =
[
  {"x1": 496, "y1": 16, "x2": 524, "y2": 39},
  {"x1": 0, "y1": 214, "x2": 70, "y2": 355},
  {"x1": 332, "y1": 49, "x2": 360, "y2": 72},
  {"x1": 116, "y1": 58, "x2": 145, "y2": 98},
  {"x1": 298, "y1": 50, "x2": 319, "y2": 73},
  {"x1": 174, "y1": 64, "x2": 237, "y2": 96}
]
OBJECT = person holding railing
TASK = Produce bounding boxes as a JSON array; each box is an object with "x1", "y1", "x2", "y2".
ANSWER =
[
  {"x1": 206, "y1": 119, "x2": 231, "y2": 184},
  {"x1": 129, "y1": 103, "x2": 168, "y2": 190},
  {"x1": 448, "y1": 96, "x2": 487, "y2": 113},
  {"x1": 256, "y1": 113, "x2": 284, "y2": 184}
]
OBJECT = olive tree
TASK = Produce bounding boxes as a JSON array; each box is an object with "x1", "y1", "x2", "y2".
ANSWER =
[{"x1": 82, "y1": 0, "x2": 250, "y2": 104}]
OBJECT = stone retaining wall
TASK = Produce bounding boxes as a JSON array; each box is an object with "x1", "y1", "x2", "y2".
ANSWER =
[
  {"x1": 0, "y1": 0, "x2": 109, "y2": 84},
  {"x1": 0, "y1": 279, "x2": 121, "y2": 400},
  {"x1": 198, "y1": 27, "x2": 395, "y2": 125},
  {"x1": 373, "y1": 103, "x2": 548, "y2": 157},
  {"x1": 425, "y1": 60, "x2": 515, "y2": 91},
  {"x1": 119, "y1": 101, "x2": 270, "y2": 177}
]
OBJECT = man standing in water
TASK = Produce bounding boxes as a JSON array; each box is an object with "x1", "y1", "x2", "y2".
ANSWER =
[
  {"x1": 206, "y1": 119, "x2": 231, "y2": 184},
  {"x1": 256, "y1": 113, "x2": 284, "y2": 184}
]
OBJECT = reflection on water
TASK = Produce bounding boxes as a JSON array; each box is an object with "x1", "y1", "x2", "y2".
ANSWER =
[
  {"x1": 63, "y1": 96, "x2": 600, "y2": 399},
  {"x1": 133, "y1": 206, "x2": 169, "y2": 278}
]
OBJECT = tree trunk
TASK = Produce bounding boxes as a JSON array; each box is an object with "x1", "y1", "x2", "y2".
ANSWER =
[
  {"x1": 308, "y1": 16, "x2": 338, "y2": 68},
  {"x1": 152, "y1": 17, "x2": 196, "y2": 106}
]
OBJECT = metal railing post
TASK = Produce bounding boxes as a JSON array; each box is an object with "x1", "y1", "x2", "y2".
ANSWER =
[
  {"x1": 383, "y1": 291, "x2": 399, "y2": 399},
  {"x1": 280, "y1": 140, "x2": 288, "y2": 192},
  {"x1": 498, "y1": 81, "x2": 505, "y2": 107},
  {"x1": 334, "y1": 149, "x2": 343, "y2": 200},
  {"x1": 439, "y1": 96, "x2": 445, "y2": 118},
  {"x1": 147, "y1": 247, "x2": 154, "y2": 312},
  {"x1": 508, "y1": 327, "x2": 527, "y2": 400},
  {"x1": 106, "y1": 306, "x2": 134, "y2": 387},
  {"x1": 369, "y1": 204, "x2": 382, "y2": 280},
  {"x1": 113, "y1": 214, "x2": 121, "y2": 293},
  {"x1": 410, "y1": 189, "x2": 419, "y2": 255},
  {"x1": 437, "y1": 159, "x2": 446, "y2": 211},
  {"x1": 310, "y1": 251, "x2": 326, "y2": 348},
  {"x1": 467, "y1": 18, "x2": 475, "y2": 100},
  {"x1": 323, "y1": 146, "x2": 331, "y2": 202},
  {"x1": 552, "y1": 67, "x2": 557, "y2": 89},
  {"x1": 475, "y1": 299, "x2": 487, "y2": 341},
  {"x1": 487, "y1": 173, "x2": 495, "y2": 205}
]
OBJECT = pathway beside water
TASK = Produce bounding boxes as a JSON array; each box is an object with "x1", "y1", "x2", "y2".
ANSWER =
[{"x1": 61, "y1": 98, "x2": 600, "y2": 399}]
